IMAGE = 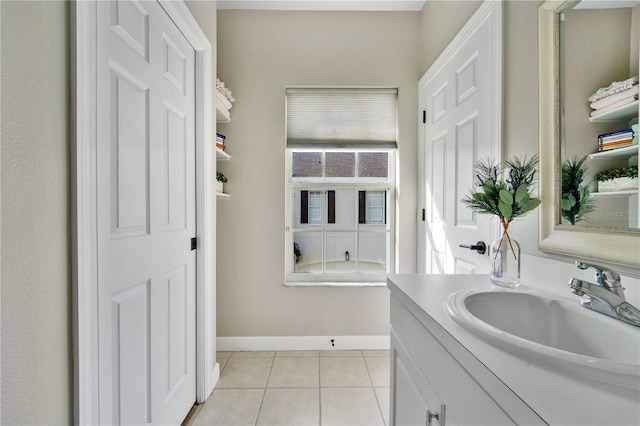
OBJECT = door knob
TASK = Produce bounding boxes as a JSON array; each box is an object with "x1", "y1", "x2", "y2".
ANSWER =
[{"x1": 459, "y1": 241, "x2": 486, "y2": 255}]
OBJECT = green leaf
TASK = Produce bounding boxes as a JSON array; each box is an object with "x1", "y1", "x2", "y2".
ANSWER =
[
  {"x1": 561, "y1": 198, "x2": 572, "y2": 211},
  {"x1": 515, "y1": 184, "x2": 529, "y2": 204},
  {"x1": 498, "y1": 200, "x2": 513, "y2": 220},
  {"x1": 520, "y1": 198, "x2": 541, "y2": 212},
  {"x1": 473, "y1": 192, "x2": 486, "y2": 203},
  {"x1": 499, "y1": 189, "x2": 513, "y2": 205},
  {"x1": 483, "y1": 181, "x2": 498, "y2": 197},
  {"x1": 567, "y1": 193, "x2": 576, "y2": 206}
]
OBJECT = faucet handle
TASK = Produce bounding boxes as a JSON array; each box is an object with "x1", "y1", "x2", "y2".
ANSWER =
[{"x1": 575, "y1": 261, "x2": 622, "y2": 289}]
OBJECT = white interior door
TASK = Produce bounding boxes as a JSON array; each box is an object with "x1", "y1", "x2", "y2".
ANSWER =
[
  {"x1": 96, "y1": 0, "x2": 196, "y2": 423},
  {"x1": 419, "y1": 2, "x2": 502, "y2": 274}
]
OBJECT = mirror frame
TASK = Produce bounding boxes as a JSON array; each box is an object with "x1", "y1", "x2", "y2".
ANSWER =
[{"x1": 538, "y1": 0, "x2": 640, "y2": 268}]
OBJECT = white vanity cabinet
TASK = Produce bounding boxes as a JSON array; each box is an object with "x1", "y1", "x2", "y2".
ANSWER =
[{"x1": 389, "y1": 283, "x2": 546, "y2": 426}]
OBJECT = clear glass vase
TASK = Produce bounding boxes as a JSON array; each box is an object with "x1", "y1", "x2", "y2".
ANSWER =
[{"x1": 490, "y1": 234, "x2": 521, "y2": 288}]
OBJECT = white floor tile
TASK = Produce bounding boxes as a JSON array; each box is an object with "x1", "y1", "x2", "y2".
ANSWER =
[
  {"x1": 268, "y1": 357, "x2": 319, "y2": 388},
  {"x1": 193, "y1": 388, "x2": 264, "y2": 426},
  {"x1": 319, "y1": 350, "x2": 362, "y2": 357},
  {"x1": 362, "y1": 350, "x2": 390, "y2": 358},
  {"x1": 231, "y1": 351, "x2": 276, "y2": 358},
  {"x1": 320, "y1": 387, "x2": 384, "y2": 426},
  {"x1": 276, "y1": 350, "x2": 319, "y2": 357},
  {"x1": 365, "y1": 357, "x2": 390, "y2": 387},
  {"x1": 320, "y1": 357, "x2": 371, "y2": 387},
  {"x1": 216, "y1": 357, "x2": 273, "y2": 389},
  {"x1": 374, "y1": 387, "x2": 390, "y2": 426},
  {"x1": 256, "y1": 388, "x2": 320, "y2": 426}
]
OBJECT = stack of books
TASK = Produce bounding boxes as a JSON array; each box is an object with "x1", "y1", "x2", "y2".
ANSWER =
[
  {"x1": 216, "y1": 133, "x2": 226, "y2": 151},
  {"x1": 598, "y1": 129, "x2": 634, "y2": 151}
]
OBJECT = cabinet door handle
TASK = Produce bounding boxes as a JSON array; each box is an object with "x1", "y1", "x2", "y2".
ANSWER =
[{"x1": 426, "y1": 404, "x2": 446, "y2": 426}]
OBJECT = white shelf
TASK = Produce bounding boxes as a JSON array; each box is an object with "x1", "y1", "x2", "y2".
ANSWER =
[
  {"x1": 216, "y1": 147, "x2": 231, "y2": 160},
  {"x1": 591, "y1": 190, "x2": 638, "y2": 198},
  {"x1": 216, "y1": 103, "x2": 230, "y2": 123},
  {"x1": 589, "y1": 100, "x2": 638, "y2": 122},
  {"x1": 216, "y1": 192, "x2": 231, "y2": 200},
  {"x1": 588, "y1": 145, "x2": 638, "y2": 160}
]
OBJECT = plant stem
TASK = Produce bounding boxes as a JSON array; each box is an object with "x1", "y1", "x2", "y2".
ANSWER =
[{"x1": 500, "y1": 218, "x2": 517, "y2": 260}]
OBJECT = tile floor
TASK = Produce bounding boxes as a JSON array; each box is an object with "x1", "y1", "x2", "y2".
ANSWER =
[{"x1": 191, "y1": 350, "x2": 390, "y2": 426}]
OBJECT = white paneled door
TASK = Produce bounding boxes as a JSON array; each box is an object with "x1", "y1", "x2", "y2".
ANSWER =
[
  {"x1": 96, "y1": 0, "x2": 196, "y2": 424},
  {"x1": 419, "y1": 2, "x2": 502, "y2": 274}
]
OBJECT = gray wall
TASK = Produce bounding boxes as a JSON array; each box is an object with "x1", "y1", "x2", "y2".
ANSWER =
[
  {"x1": 216, "y1": 10, "x2": 419, "y2": 338},
  {"x1": 1, "y1": 1, "x2": 72, "y2": 423}
]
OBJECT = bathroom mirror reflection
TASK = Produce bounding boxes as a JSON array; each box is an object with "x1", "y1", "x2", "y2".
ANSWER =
[{"x1": 559, "y1": 0, "x2": 639, "y2": 229}]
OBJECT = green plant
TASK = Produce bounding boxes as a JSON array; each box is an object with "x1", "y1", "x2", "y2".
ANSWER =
[
  {"x1": 561, "y1": 156, "x2": 595, "y2": 225},
  {"x1": 216, "y1": 171, "x2": 228, "y2": 183},
  {"x1": 293, "y1": 242, "x2": 302, "y2": 264},
  {"x1": 594, "y1": 166, "x2": 638, "y2": 182},
  {"x1": 462, "y1": 155, "x2": 541, "y2": 258}
]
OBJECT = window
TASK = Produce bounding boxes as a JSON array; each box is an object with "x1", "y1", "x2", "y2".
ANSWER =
[
  {"x1": 285, "y1": 88, "x2": 397, "y2": 286},
  {"x1": 286, "y1": 149, "x2": 395, "y2": 285},
  {"x1": 285, "y1": 88, "x2": 397, "y2": 285}
]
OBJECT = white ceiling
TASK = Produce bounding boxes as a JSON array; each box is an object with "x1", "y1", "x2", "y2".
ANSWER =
[{"x1": 217, "y1": 0, "x2": 428, "y2": 11}]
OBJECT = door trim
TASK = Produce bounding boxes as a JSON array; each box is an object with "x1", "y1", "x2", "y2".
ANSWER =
[
  {"x1": 71, "y1": 1, "x2": 217, "y2": 423},
  {"x1": 417, "y1": 0, "x2": 503, "y2": 272}
]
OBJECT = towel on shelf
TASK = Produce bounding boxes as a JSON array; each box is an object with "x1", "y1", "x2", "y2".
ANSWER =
[
  {"x1": 590, "y1": 85, "x2": 638, "y2": 110},
  {"x1": 588, "y1": 76, "x2": 639, "y2": 103},
  {"x1": 216, "y1": 78, "x2": 236, "y2": 104},
  {"x1": 590, "y1": 95, "x2": 638, "y2": 117}
]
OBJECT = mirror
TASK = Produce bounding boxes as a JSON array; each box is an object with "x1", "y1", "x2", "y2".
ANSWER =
[{"x1": 539, "y1": 0, "x2": 640, "y2": 267}]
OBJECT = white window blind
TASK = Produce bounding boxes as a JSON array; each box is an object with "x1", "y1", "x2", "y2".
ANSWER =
[{"x1": 286, "y1": 88, "x2": 398, "y2": 148}]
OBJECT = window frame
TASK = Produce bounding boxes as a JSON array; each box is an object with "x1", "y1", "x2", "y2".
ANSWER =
[{"x1": 284, "y1": 148, "x2": 396, "y2": 287}]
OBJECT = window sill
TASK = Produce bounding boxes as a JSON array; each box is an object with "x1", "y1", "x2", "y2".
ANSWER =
[{"x1": 285, "y1": 281, "x2": 387, "y2": 288}]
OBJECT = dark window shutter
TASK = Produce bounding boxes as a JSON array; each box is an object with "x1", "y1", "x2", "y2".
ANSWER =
[
  {"x1": 384, "y1": 190, "x2": 387, "y2": 224},
  {"x1": 301, "y1": 190, "x2": 309, "y2": 224},
  {"x1": 358, "y1": 191, "x2": 366, "y2": 224},
  {"x1": 328, "y1": 191, "x2": 336, "y2": 224}
]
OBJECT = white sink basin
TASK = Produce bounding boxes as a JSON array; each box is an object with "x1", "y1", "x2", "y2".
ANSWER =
[{"x1": 447, "y1": 289, "x2": 640, "y2": 390}]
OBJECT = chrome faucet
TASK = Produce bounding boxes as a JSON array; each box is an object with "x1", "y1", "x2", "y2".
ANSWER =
[{"x1": 568, "y1": 261, "x2": 640, "y2": 327}]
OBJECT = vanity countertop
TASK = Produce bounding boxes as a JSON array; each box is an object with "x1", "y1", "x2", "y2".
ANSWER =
[{"x1": 387, "y1": 273, "x2": 640, "y2": 426}]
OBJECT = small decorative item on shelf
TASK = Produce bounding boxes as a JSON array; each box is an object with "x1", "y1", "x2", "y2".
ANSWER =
[
  {"x1": 462, "y1": 156, "x2": 541, "y2": 288},
  {"x1": 216, "y1": 132, "x2": 226, "y2": 151},
  {"x1": 595, "y1": 166, "x2": 638, "y2": 192},
  {"x1": 561, "y1": 156, "x2": 595, "y2": 225},
  {"x1": 216, "y1": 171, "x2": 228, "y2": 194},
  {"x1": 597, "y1": 128, "x2": 634, "y2": 152}
]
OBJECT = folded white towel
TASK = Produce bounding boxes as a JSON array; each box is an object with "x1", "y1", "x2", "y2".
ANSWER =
[
  {"x1": 590, "y1": 95, "x2": 637, "y2": 117},
  {"x1": 590, "y1": 85, "x2": 638, "y2": 110},
  {"x1": 588, "y1": 76, "x2": 639, "y2": 102}
]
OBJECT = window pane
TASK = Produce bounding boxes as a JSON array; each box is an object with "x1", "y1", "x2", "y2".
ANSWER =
[
  {"x1": 326, "y1": 152, "x2": 355, "y2": 178},
  {"x1": 358, "y1": 152, "x2": 388, "y2": 178},
  {"x1": 325, "y1": 232, "x2": 356, "y2": 273},
  {"x1": 293, "y1": 232, "x2": 323, "y2": 273},
  {"x1": 366, "y1": 191, "x2": 385, "y2": 225},
  {"x1": 292, "y1": 152, "x2": 322, "y2": 177},
  {"x1": 358, "y1": 232, "x2": 387, "y2": 273},
  {"x1": 308, "y1": 191, "x2": 323, "y2": 224}
]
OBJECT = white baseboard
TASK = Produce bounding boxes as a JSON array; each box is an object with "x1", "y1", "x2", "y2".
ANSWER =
[{"x1": 216, "y1": 335, "x2": 390, "y2": 352}]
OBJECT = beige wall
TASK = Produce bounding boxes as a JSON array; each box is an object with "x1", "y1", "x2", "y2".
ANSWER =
[
  {"x1": 1, "y1": 1, "x2": 72, "y2": 424},
  {"x1": 216, "y1": 10, "x2": 419, "y2": 337},
  {"x1": 418, "y1": 0, "x2": 481, "y2": 75}
]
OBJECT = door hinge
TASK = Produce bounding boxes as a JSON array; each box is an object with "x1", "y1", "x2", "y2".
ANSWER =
[
  {"x1": 423, "y1": 110, "x2": 426, "y2": 124},
  {"x1": 422, "y1": 209, "x2": 425, "y2": 221},
  {"x1": 191, "y1": 237, "x2": 197, "y2": 251}
]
